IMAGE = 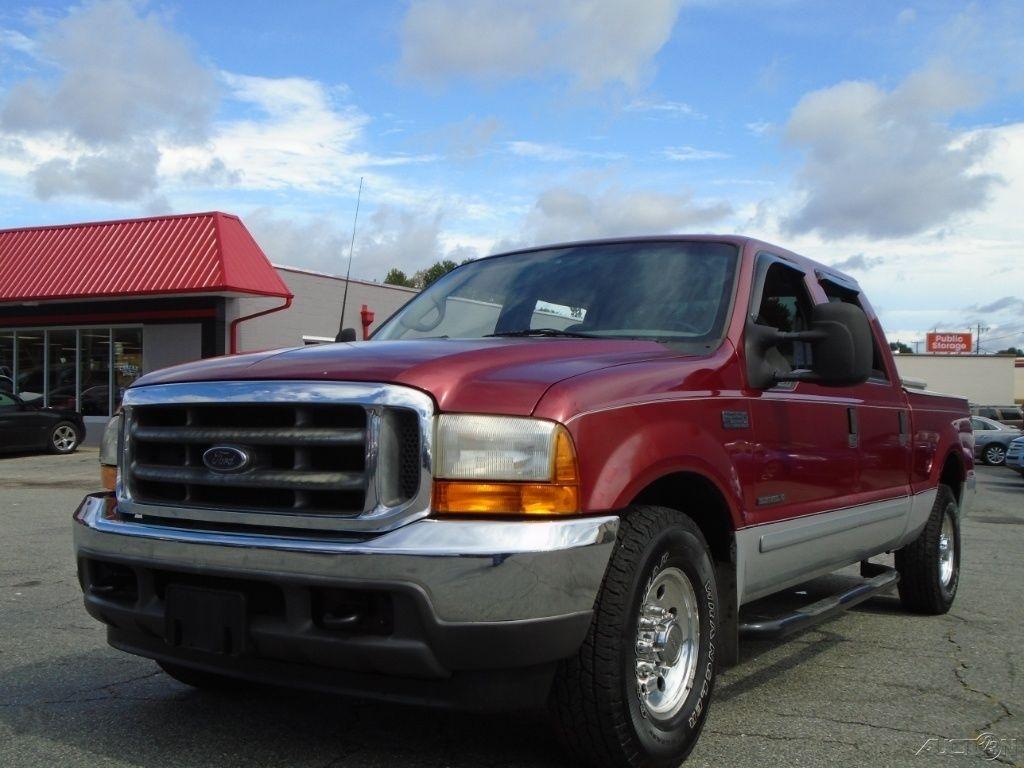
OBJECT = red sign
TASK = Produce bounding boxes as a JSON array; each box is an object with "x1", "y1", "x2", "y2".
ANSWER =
[{"x1": 926, "y1": 332, "x2": 972, "y2": 354}]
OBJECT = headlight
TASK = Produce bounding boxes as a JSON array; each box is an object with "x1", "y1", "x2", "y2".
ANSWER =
[
  {"x1": 99, "y1": 412, "x2": 122, "y2": 491},
  {"x1": 433, "y1": 415, "x2": 579, "y2": 515}
]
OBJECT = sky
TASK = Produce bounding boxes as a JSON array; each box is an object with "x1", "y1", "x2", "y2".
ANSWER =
[{"x1": 0, "y1": 0, "x2": 1023, "y2": 350}]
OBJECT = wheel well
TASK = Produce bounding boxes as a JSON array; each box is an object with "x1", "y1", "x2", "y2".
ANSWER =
[
  {"x1": 631, "y1": 472, "x2": 734, "y2": 564},
  {"x1": 940, "y1": 452, "x2": 964, "y2": 503}
]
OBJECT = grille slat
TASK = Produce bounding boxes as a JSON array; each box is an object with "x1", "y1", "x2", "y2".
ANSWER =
[
  {"x1": 133, "y1": 464, "x2": 365, "y2": 492},
  {"x1": 132, "y1": 424, "x2": 365, "y2": 447}
]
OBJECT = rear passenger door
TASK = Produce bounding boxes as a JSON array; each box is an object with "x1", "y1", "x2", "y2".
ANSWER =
[{"x1": 818, "y1": 276, "x2": 912, "y2": 507}]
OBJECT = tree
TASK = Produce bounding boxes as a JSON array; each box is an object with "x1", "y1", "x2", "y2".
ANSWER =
[
  {"x1": 415, "y1": 259, "x2": 459, "y2": 288},
  {"x1": 384, "y1": 257, "x2": 475, "y2": 290},
  {"x1": 383, "y1": 268, "x2": 416, "y2": 288},
  {"x1": 995, "y1": 347, "x2": 1024, "y2": 356},
  {"x1": 889, "y1": 341, "x2": 913, "y2": 354}
]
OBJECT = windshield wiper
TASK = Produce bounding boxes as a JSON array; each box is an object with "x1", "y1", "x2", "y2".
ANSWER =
[{"x1": 485, "y1": 328, "x2": 600, "y2": 339}]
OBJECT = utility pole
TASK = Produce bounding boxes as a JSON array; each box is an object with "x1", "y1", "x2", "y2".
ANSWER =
[{"x1": 975, "y1": 323, "x2": 989, "y2": 354}]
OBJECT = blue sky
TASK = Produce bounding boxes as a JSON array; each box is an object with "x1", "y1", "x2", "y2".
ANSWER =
[{"x1": 1, "y1": 1, "x2": 1023, "y2": 349}]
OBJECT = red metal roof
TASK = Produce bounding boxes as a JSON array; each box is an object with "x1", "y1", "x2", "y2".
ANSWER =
[{"x1": 0, "y1": 211, "x2": 292, "y2": 303}]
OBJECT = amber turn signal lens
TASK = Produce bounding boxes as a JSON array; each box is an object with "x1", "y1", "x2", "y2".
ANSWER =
[
  {"x1": 100, "y1": 464, "x2": 117, "y2": 492},
  {"x1": 433, "y1": 481, "x2": 579, "y2": 515}
]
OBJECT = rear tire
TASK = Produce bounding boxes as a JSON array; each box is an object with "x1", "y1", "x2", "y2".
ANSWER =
[
  {"x1": 157, "y1": 661, "x2": 252, "y2": 692},
  {"x1": 894, "y1": 484, "x2": 960, "y2": 614},
  {"x1": 47, "y1": 421, "x2": 80, "y2": 454},
  {"x1": 549, "y1": 505, "x2": 718, "y2": 767}
]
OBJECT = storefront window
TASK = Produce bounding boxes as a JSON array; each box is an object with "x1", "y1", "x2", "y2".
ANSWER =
[
  {"x1": 80, "y1": 328, "x2": 112, "y2": 416},
  {"x1": 15, "y1": 331, "x2": 45, "y2": 404},
  {"x1": 0, "y1": 326, "x2": 141, "y2": 416},
  {"x1": 0, "y1": 330, "x2": 13, "y2": 393},
  {"x1": 47, "y1": 330, "x2": 77, "y2": 410},
  {"x1": 113, "y1": 328, "x2": 143, "y2": 412}
]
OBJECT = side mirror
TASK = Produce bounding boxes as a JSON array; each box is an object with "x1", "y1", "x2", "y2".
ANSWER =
[
  {"x1": 336, "y1": 328, "x2": 358, "y2": 343},
  {"x1": 746, "y1": 301, "x2": 873, "y2": 389}
]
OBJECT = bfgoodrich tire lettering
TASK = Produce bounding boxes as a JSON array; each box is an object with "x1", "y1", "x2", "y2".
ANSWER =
[
  {"x1": 895, "y1": 484, "x2": 960, "y2": 614},
  {"x1": 549, "y1": 505, "x2": 718, "y2": 767}
]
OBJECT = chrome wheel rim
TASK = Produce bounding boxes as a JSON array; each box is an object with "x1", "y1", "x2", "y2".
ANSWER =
[
  {"x1": 635, "y1": 566, "x2": 700, "y2": 722},
  {"x1": 53, "y1": 425, "x2": 76, "y2": 451},
  {"x1": 985, "y1": 445, "x2": 1005, "y2": 464},
  {"x1": 938, "y1": 510, "x2": 956, "y2": 588}
]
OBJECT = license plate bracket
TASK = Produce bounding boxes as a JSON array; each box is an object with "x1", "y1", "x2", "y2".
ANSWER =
[{"x1": 164, "y1": 584, "x2": 247, "y2": 656}]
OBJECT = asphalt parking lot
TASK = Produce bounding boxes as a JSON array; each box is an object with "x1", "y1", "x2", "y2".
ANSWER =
[{"x1": 1, "y1": 452, "x2": 1020, "y2": 767}]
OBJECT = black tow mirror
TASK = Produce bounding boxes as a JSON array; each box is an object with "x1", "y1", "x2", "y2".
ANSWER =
[
  {"x1": 336, "y1": 328, "x2": 358, "y2": 343},
  {"x1": 746, "y1": 301, "x2": 873, "y2": 389}
]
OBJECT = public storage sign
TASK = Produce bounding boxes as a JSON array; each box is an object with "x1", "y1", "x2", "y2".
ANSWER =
[{"x1": 925, "y1": 332, "x2": 973, "y2": 353}]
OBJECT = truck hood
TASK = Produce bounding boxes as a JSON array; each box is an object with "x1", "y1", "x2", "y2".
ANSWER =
[{"x1": 132, "y1": 338, "x2": 680, "y2": 414}]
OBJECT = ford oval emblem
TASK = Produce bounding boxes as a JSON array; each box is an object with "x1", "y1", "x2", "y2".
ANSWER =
[{"x1": 202, "y1": 446, "x2": 251, "y2": 473}]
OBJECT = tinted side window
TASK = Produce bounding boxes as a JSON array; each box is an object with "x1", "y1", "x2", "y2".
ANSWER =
[
  {"x1": 979, "y1": 407, "x2": 998, "y2": 419},
  {"x1": 756, "y1": 262, "x2": 813, "y2": 371},
  {"x1": 0, "y1": 392, "x2": 16, "y2": 409},
  {"x1": 970, "y1": 418, "x2": 990, "y2": 431},
  {"x1": 819, "y1": 279, "x2": 889, "y2": 381}
]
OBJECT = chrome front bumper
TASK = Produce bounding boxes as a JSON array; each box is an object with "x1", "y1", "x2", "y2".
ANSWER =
[{"x1": 73, "y1": 493, "x2": 618, "y2": 624}]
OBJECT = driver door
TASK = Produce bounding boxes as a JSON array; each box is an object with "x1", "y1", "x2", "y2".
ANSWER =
[{"x1": 0, "y1": 392, "x2": 31, "y2": 449}]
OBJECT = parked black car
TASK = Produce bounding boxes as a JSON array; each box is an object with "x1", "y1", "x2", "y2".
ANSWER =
[{"x1": 0, "y1": 391, "x2": 86, "y2": 454}]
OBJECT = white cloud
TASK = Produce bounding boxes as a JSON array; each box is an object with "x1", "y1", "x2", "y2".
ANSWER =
[
  {"x1": 33, "y1": 142, "x2": 160, "y2": 201},
  {"x1": 896, "y1": 7, "x2": 917, "y2": 26},
  {"x1": 0, "y1": 28, "x2": 35, "y2": 54},
  {"x1": 522, "y1": 185, "x2": 731, "y2": 244},
  {"x1": 507, "y1": 140, "x2": 622, "y2": 162},
  {"x1": 783, "y1": 61, "x2": 998, "y2": 238},
  {"x1": 399, "y1": 0, "x2": 685, "y2": 90},
  {"x1": 624, "y1": 98, "x2": 702, "y2": 117},
  {"x1": 746, "y1": 120, "x2": 773, "y2": 136},
  {"x1": 0, "y1": 0, "x2": 216, "y2": 203},
  {"x1": 662, "y1": 146, "x2": 730, "y2": 161},
  {"x1": 1, "y1": 0, "x2": 215, "y2": 144},
  {"x1": 160, "y1": 72, "x2": 370, "y2": 193}
]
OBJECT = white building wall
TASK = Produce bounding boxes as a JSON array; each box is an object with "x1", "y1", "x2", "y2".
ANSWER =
[
  {"x1": 231, "y1": 266, "x2": 418, "y2": 352},
  {"x1": 892, "y1": 354, "x2": 1015, "y2": 404},
  {"x1": 142, "y1": 323, "x2": 203, "y2": 374}
]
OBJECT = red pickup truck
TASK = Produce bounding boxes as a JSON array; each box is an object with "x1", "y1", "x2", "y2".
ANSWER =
[{"x1": 77, "y1": 236, "x2": 974, "y2": 767}]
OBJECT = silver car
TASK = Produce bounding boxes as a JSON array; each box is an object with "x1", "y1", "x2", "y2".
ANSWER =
[{"x1": 972, "y1": 416, "x2": 1022, "y2": 465}]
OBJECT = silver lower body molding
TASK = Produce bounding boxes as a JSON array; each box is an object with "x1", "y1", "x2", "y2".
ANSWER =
[{"x1": 74, "y1": 493, "x2": 619, "y2": 623}]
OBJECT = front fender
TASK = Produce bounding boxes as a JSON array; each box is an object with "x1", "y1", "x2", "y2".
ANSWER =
[{"x1": 568, "y1": 401, "x2": 750, "y2": 529}]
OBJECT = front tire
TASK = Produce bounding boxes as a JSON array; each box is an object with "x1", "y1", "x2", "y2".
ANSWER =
[
  {"x1": 47, "y1": 421, "x2": 80, "y2": 454},
  {"x1": 550, "y1": 506, "x2": 718, "y2": 767},
  {"x1": 895, "y1": 484, "x2": 960, "y2": 614}
]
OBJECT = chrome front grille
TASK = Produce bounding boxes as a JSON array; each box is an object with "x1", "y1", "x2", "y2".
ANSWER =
[{"x1": 118, "y1": 381, "x2": 434, "y2": 533}]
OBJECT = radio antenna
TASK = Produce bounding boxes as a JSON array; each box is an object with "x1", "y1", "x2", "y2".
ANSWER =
[{"x1": 336, "y1": 176, "x2": 364, "y2": 341}]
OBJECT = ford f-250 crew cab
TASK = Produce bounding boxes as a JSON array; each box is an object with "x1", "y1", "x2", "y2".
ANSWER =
[{"x1": 76, "y1": 236, "x2": 974, "y2": 767}]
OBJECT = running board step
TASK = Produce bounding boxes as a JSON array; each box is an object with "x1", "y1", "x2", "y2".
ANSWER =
[{"x1": 738, "y1": 567, "x2": 899, "y2": 640}]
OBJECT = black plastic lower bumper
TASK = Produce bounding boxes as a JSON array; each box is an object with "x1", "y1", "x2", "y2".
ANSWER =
[{"x1": 78, "y1": 552, "x2": 592, "y2": 711}]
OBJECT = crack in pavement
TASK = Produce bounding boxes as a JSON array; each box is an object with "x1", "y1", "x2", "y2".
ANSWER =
[{"x1": 945, "y1": 627, "x2": 1015, "y2": 736}]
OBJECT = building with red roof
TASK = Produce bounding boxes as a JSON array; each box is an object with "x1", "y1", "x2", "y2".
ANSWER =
[{"x1": 0, "y1": 212, "x2": 416, "y2": 438}]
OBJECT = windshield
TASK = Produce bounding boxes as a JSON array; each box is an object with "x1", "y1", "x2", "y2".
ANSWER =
[{"x1": 374, "y1": 240, "x2": 739, "y2": 350}]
